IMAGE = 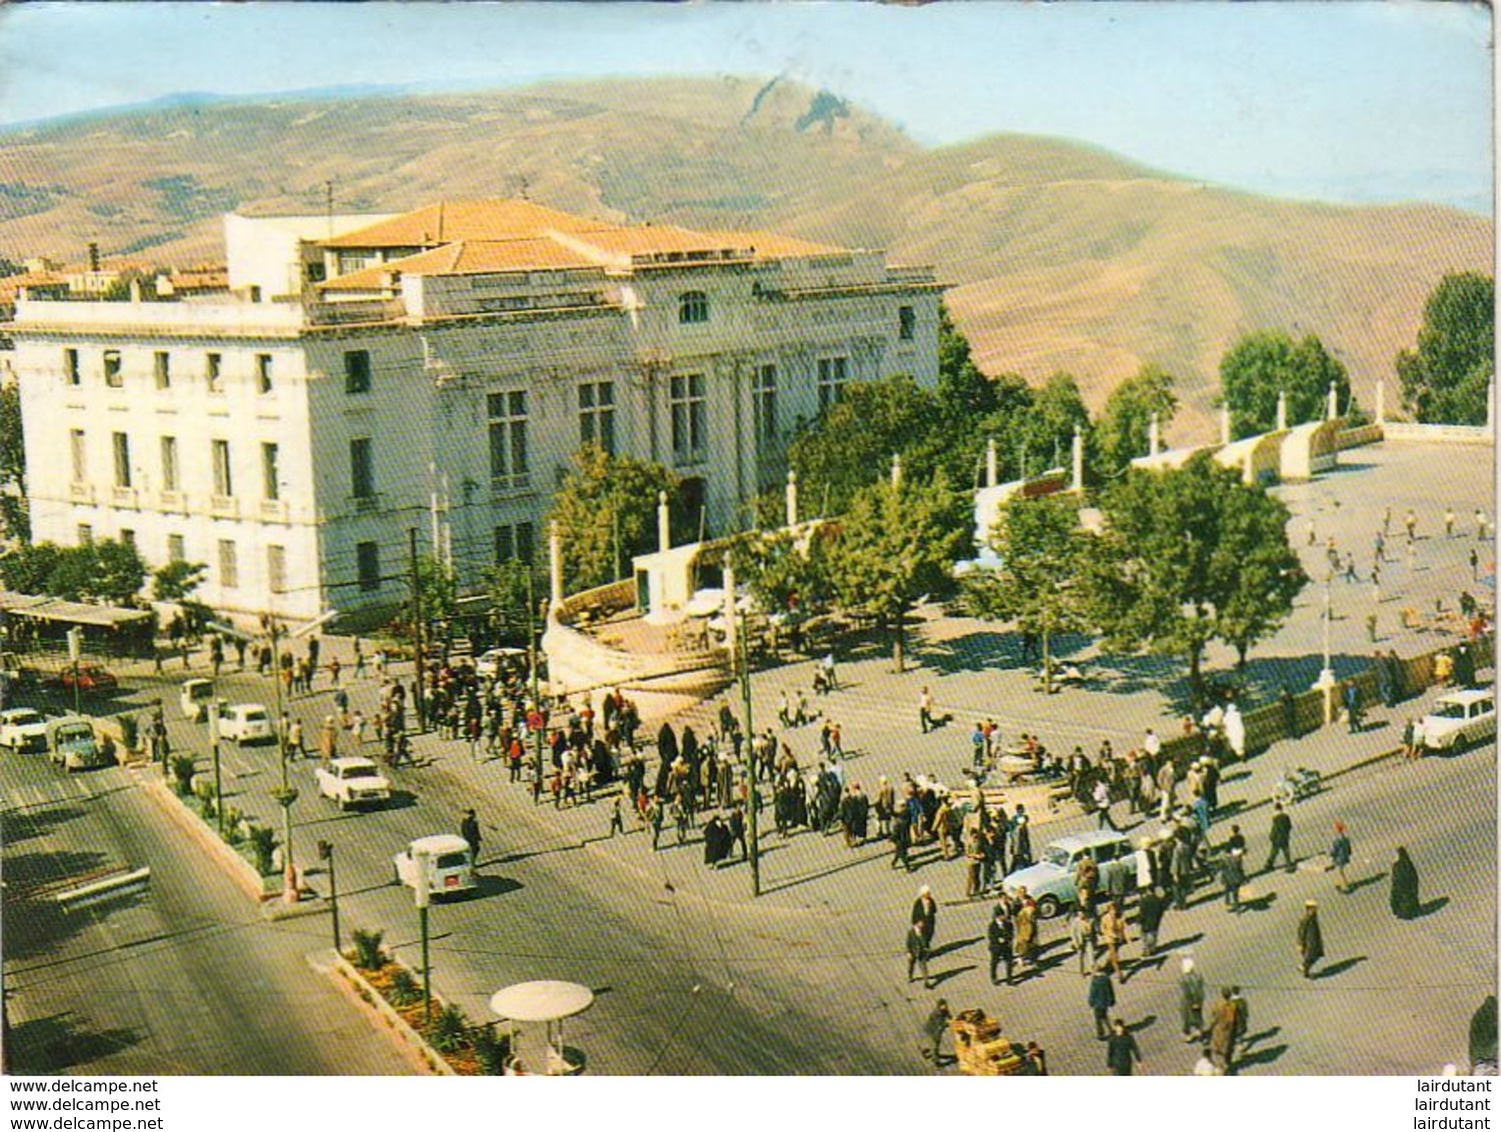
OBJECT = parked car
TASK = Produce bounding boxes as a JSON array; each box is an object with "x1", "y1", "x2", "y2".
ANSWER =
[
  {"x1": 0, "y1": 707, "x2": 49, "y2": 752},
  {"x1": 474, "y1": 647, "x2": 526, "y2": 680},
  {"x1": 180, "y1": 678, "x2": 226, "y2": 722},
  {"x1": 393, "y1": 834, "x2": 476, "y2": 899},
  {"x1": 2, "y1": 652, "x2": 41, "y2": 691},
  {"x1": 1000, "y1": 829, "x2": 1137, "y2": 918},
  {"x1": 54, "y1": 665, "x2": 119, "y2": 694},
  {"x1": 218, "y1": 703, "x2": 275, "y2": 746},
  {"x1": 1421, "y1": 689, "x2": 1496, "y2": 754},
  {"x1": 47, "y1": 716, "x2": 109, "y2": 772},
  {"x1": 315, "y1": 756, "x2": 392, "y2": 810}
]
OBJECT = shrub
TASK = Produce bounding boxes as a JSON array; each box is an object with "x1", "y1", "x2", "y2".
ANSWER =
[
  {"x1": 387, "y1": 967, "x2": 421, "y2": 1007},
  {"x1": 118, "y1": 713, "x2": 139, "y2": 752},
  {"x1": 222, "y1": 807, "x2": 244, "y2": 845},
  {"x1": 427, "y1": 1003, "x2": 469, "y2": 1054},
  {"x1": 351, "y1": 928, "x2": 385, "y2": 971},
  {"x1": 472, "y1": 1023, "x2": 510, "y2": 1075},
  {"x1": 247, "y1": 826, "x2": 277, "y2": 875},
  {"x1": 170, "y1": 755, "x2": 197, "y2": 796}
]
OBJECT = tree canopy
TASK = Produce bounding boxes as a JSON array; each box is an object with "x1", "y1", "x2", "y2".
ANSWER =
[
  {"x1": 1397, "y1": 272, "x2": 1494, "y2": 426},
  {"x1": 1219, "y1": 331, "x2": 1353, "y2": 439},
  {"x1": 0, "y1": 383, "x2": 28, "y2": 542},
  {"x1": 1094, "y1": 364, "x2": 1179, "y2": 478},
  {"x1": 152, "y1": 560, "x2": 208, "y2": 603},
  {"x1": 823, "y1": 472, "x2": 967, "y2": 671},
  {"x1": 1086, "y1": 454, "x2": 1303, "y2": 704},
  {"x1": 1, "y1": 538, "x2": 148, "y2": 606},
  {"x1": 548, "y1": 444, "x2": 679, "y2": 592}
]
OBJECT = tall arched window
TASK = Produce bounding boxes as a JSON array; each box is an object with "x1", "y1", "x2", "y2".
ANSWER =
[{"x1": 678, "y1": 291, "x2": 710, "y2": 324}]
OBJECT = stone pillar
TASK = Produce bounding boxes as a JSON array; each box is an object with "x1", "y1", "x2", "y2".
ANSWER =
[
  {"x1": 1276, "y1": 391, "x2": 1288, "y2": 432},
  {"x1": 891, "y1": 453, "x2": 902, "y2": 489},
  {"x1": 1071, "y1": 427, "x2": 1084, "y2": 493},
  {"x1": 1148, "y1": 413, "x2": 1161, "y2": 458},
  {"x1": 785, "y1": 470, "x2": 798, "y2": 528},
  {"x1": 986, "y1": 438, "x2": 998, "y2": 488},
  {"x1": 1220, "y1": 405, "x2": 1232, "y2": 446},
  {"x1": 657, "y1": 490, "x2": 671, "y2": 553},
  {"x1": 1327, "y1": 381, "x2": 1339, "y2": 421},
  {"x1": 548, "y1": 520, "x2": 564, "y2": 607},
  {"x1": 722, "y1": 564, "x2": 737, "y2": 668},
  {"x1": 1375, "y1": 379, "x2": 1386, "y2": 425}
]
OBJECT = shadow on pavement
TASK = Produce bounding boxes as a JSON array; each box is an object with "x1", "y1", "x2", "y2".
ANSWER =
[
  {"x1": 1237, "y1": 1042, "x2": 1289, "y2": 1071},
  {"x1": 927, "y1": 964, "x2": 976, "y2": 988},
  {"x1": 1126, "y1": 1014, "x2": 1158, "y2": 1034},
  {"x1": 1314, "y1": 955, "x2": 1367, "y2": 980},
  {"x1": 8, "y1": 1012, "x2": 143, "y2": 1073},
  {"x1": 1344, "y1": 873, "x2": 1387, "y2": 895},
  {"x1": 1413, "y1": 895, "x2": 1451, "y2": 918}
]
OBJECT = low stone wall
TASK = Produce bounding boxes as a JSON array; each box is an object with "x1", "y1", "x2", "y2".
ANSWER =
[
  {"x1": 1382, "y1": 421, "x2": 1495, "y2": 445},
  {"x1": 134, "y1": 767, "x2": 275, "y2": 902},
  {"x1": 1336, "y1": 423, "x2": 1384, "y2": 450}
]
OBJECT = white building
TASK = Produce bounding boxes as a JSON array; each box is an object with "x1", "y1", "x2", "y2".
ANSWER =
[{"x1": 10, "y1": 199, "x2": 941, "y2": 622}]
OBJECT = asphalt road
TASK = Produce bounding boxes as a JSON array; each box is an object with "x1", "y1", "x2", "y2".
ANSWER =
[{"x1": 0, "y1": 751, "x2": 413, "y2": 1075}]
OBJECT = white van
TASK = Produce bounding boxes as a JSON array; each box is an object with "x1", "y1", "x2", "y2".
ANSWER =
[
  {"x1": 393, "y1": 835, "x2": 477, "y2": 900},
  {"x1": 180, "y1": 678, "x2": 221, "y2": 721}
]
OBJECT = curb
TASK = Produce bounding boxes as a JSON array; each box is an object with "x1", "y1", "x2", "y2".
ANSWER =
[
  {"x1": 314, "y1": 949, "x2": 456, "y2": 1076},
  {"x1": 132, "y1": 766, "x2": 273, "y2": 903}
]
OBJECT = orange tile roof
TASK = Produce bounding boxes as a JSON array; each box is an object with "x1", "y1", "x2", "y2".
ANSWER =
[
  {"x1": 320, "y1": 239, "x2": 603, "y2": 291},
  {"x1": 320, "y1": 199, "x2": 617, "y2": 249}
]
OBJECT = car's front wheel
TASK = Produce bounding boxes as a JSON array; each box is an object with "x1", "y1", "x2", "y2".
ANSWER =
[{"x1": 1036, "y1": 894, "x2": 1061, "y2": 919}]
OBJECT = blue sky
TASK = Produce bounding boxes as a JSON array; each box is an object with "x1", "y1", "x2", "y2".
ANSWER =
[{"x1": 0, "y1": 1, "x2": 1492, "y2": 213}]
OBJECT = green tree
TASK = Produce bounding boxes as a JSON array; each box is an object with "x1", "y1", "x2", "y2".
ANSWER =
[
  {"x1": 0, "y1": 383, "x2": 27, "y2": 542},
  {"x1": 962, "y1": 493, "x2": 1089, "y2": 692},
  {"x1": 1012, "y1": 372, "x2": 1090, "y2": 479},
  {"x1": 87, "y1": 539, "x2": 149, "y2": 605},
  {"x1": 823, "y1": 472, "x2": 967, "y2": 671},
  {"x1": 0, "y1": 540, "x2": 63, "y2": 594},
  {"x1": 1219, "y1": 331, "x2": 1353, "y2": 439},
  {"x1": 725, "y1": 526, "x2": 835, "y2": 618},
  {"x1": 414, "y1": 553, "x2": 457, "y2": 623},
  {"x1": 152, "y1": 560, "x2": 208, "y2": 603},
  {"x1": 1094, "y1": 365, "x2": 1179, "y2": 478},
  {"x1": 937, "y1": 303, "x2": 998, "y2": 423},
  {"x1": 788, "y1": 375, "x2": 942, "y2": 516},
  {"x1": 485, "y1": 558, "x2": 537, "y2": 644},
  {"x1": 1086, "y1": 454, "x2": 1303, "y2": 705},
  {"x1": 1397, "y1": 272, "x2": 1495, "y2": 425},
  {"x1": 548, "y1": 444, "x2": 678, "y2": 592}
]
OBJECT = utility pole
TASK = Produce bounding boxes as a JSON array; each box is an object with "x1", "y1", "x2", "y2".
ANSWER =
[
  {"x1": 319, "y1": 840, "x2": 340, "y2": 954},
  {"x1": 409, "y1": 528, "x2": 427, "y2": 733},
  {"x1": 527, "y1": 566, "x2": 544, "y2": 787},
  {"x1": 209, "y1": 700, "x2": 224, "y2": 839}
]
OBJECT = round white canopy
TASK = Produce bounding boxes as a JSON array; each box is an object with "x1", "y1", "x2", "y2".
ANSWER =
[{"x1": 489, "y1": 980, "x2": 594, "y2": 1023}]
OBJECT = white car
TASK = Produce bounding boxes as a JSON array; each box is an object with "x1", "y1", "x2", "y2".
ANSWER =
[
  {"x1": 393, "y1": 834, "x2": 476, "y2": 900},
  {"x1": 315, "y1": 756, "x2": 392, "y2": 810},
  {"x1": 0, "y1": 707, "x2": 49, "y2": 752},
  {"x1": 474, "y1": 647, "x2": 525, "y2": 680},
  {"x1": 1421, "y1": 689, "x2": 1496, "y2": 753},
  {"x1": 180, "y1": 678, "x2": 225, "y2": 722},
  {"x1": 218, "y1": 703, "x2": 276, "y2": 746}
]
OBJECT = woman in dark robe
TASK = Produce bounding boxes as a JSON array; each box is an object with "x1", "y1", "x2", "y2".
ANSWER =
[{"x1": 1390, "y1": 846, "x2": 1421, "y2": 919}]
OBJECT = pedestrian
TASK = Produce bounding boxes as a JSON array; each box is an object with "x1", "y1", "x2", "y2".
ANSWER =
[
  {"x1": 1179, "y1": 956, "x2": 1205, "y2": 1043},
  {"x1": 1092, "y1": 779, "x2": 1117, "y2": 831},
  {"x1": 460, "y1": 808, "x2": 481, "y2": 866},
  {"x1": 912, "y1": 884, "x2": 938, "y2": 947},
  {"x1": 318, "y1": 714, "x2": 338, "y2": 761},
  {"x1": 1099, "y1": 899, "x2": 1129, "y2": 982},
  {"x1": 1446, "y1": 508, "x2": 1457, "y2": 537},
  {"x1": 1265, "y1": 801, "x2": 1294, "y2": 873},
  {"x1": 1220, "y1": 848, "x2": 1246, "y2": 913},
  {"x1": 918, "y1": 686, "x2": 934, "y2": 734},
  {"x1": 608, "y1": 795, "x2": 625, "y2": 838},
  {"x1": 649, "y1": 797, "x2": 664, "y2": 851},
  {"x1": 1280, "y1": 684, "x2": 1298, "y2": 740},
  {"x1": 987, "y1": 904, "x2": 1015, "y2": 986},
  {"x1": 1137, "y1": 885, "x2": 1166, "y2": 956},
  {"x1": 920, "y1": 999, "x2": 951, "y2": 1064},
  {"x1": 1068, "y1": 905, "x2": 1097, "y2": 976},
  {"x1": 1390, "y1": 846, "x2": 1421, "y2": 920},
  {"x1": 1014, "y1": 890, "x2": 1039, "y2": 968},
  {"x1": 1328, "y1": 821, "x2": 1353, "y2": 892},
  {"x1": 1087, "y1": 964, "x2": 1115, "y2": 1040},
  {"x1": 1208, "y1": 986, "x2": 1241, "y2": 1072},
  {"x1": 1105, "y1": 1018, "x2": 1144, "y2": 1075},
  {"x1": 906, "y1": 922, "x2": 931, "y2": 988},
  {"x1": 1297, "y1": 899, "x2": 1325, "y2": 978},
  {"x1": 1471, "y1": 548, "x2": 1481, "y2": 581},
  {"x1": 1344, "y1": 681, "x2": 1362, "y2": 734}
]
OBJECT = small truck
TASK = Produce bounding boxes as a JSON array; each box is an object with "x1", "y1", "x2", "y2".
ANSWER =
[{"x1": 314, "y1": 756, "x2": 392, "y2": 810}]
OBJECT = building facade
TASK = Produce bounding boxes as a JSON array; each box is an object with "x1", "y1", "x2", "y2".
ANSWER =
[{"x1": 11, "y1": 200, "x2": 941, "y2": 622}]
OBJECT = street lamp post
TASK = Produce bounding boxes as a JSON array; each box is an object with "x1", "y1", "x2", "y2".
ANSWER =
[
  {"x1": 413, "y1": 847, "x2": 432, "y2": 1026},
  {"x1": 208, "y1": 700, "x2": 224, "y2": 839},
  {"x1": 1313, "y1": 567, "x2": 1337, "y2": 724},
  {"x1": 318, "y1": 840, "x2": 340, "y2": 954},
  {"x1": 266, "y1": 618, "x2": 297, "y2": 890},
  {"x1": 527, "y1": 568, "x2": 545, "y2": 791},
  {"x1": 737, "y1": 611, "x2": 760, "y2": 898}
]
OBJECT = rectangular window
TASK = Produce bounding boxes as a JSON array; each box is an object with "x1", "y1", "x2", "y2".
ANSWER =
[
  {"x1": 255, "y1": 354, "x2": 273, "y2": 394},
  {"x1": 119, "y1": 528, "x2": 135, "y2": 549},
  {"x1": 817, "y1": 356, "x2": 849, "y2": 412},
  {"x1": 754, "y1": 364, "x2": 778, "y2": 443},
  {"x1": 350, "y1": 437, "x2": 374, "y2": 500},
  {"x1": 64, "y1": 348, "x2": 80, "y2": 385},
  {"x1": 487, "y1": 391, "x2": 529, "y2": 488},
  {"x1": 578, "y1": 381, "x2": 616, "y2": 454},
  {"x1": 206, "y1": 352, "x2": 223, "y2": 393},
  {"x1": 261, "y1": 443, "x2": 280, "y2": 501},
  {"x1": 495, "y1": 521, "x2": 536, "y2": 565},
  {"x1": 267, "y1": 545, "x2": 287, "y2": 594},
  {"x1": 103, "y1": 350, "x2": 123, "y2": 388},
  {"x1": 76, "y1": 524, "x2": 93, "y2": 546},
  {"x1": 898, "y1": 306, "x2": 916, "y2": 341},
  {"x1": 211, "y1": 439, "x2": 233, "y2": 497},
  {"x1": 218, "y1": 539, "x2": 238, "y2": 589},
  {"x1": 111, "y1": 431, "x2": 131, "y2": 488},
  {"x1": 356, "y1": 541, "x2": 380, "y2": 592},
  {"x1": 344, "y1": 349, "x2": 371, "y2": 394},
  {"x1": 669, "y1": 373, "x2": 707, "y2": 464},
  {"x1": 153, "y1": 351, "x2": 171, "y2": 389},
  {"x1": 167, "y1": 534, "x2": 185, "y2": 563},
  {"x1": 160, "y1": 435, "x2": 180, "y2": 492},
  {"x1": 69, "y1": 429, "x2": 87, "y2": 483}
]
